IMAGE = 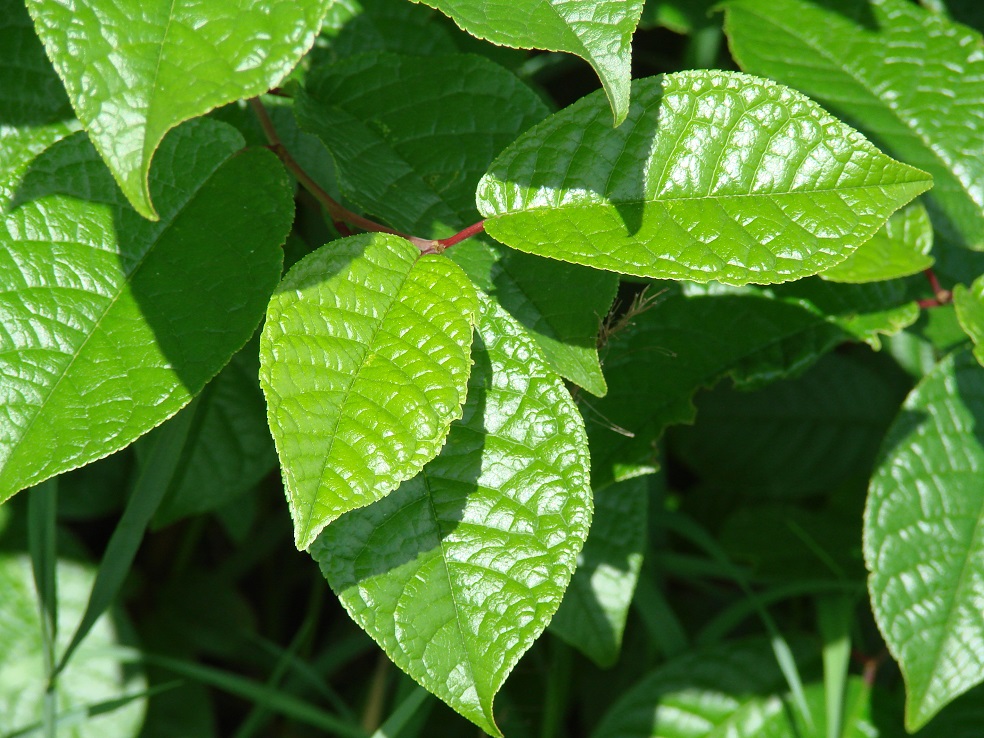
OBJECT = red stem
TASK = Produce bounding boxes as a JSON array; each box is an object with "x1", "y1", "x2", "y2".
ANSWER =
[{"x1": 438, "y1": 221, "x2": 486, "y2": 248}]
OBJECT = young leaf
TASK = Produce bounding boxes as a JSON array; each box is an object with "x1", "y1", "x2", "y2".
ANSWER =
[
  {"x1": 297, "y1": 52, "x2": 618, "y2": 395},
  {"x1": 259, "y1": 233, "x2": 479, "y2": 550},
  {"x1": 0, "y1": 120, "x2": 291, "y2": 504},
  {"x1": 310, "y1": 295, "x2": 592, "y2": 737},
  {"x1": 953, "y1": 275, "x2": 984, "y2": 366},
  {"x1": 549, "y1": 475, "x2": 648, "y2": 668},
  {"x1": 407, "y1": 0, "x2": 645, "y2": 124},
  {"x1": 724, "y1": 0, "x2": 984, "y2": 253},
  {"x1": 820, "y1": 202, "x2": 934, "y2": 284},
  {"x1": 865, "y1": 350, "x2": 984, "y2": 730},
  {"x1": 25, "y1": 0, "x2": 333, "y2": 219},
  {"x1": 478, "y1": 70, "x2": 932, "y2": 285}
]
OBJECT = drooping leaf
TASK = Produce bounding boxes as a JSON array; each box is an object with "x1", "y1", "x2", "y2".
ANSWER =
[
  {"x1": 25, "y1": 0, "x2": 333, "y2": 218},
  {"x1": 724, "y1": 0, "x2": 984, "y2": 253},
  {"x1": 407, "y1": 0, "x2": 645, "y2": 124},
  {"x1": 821, "y1": 201, "x2": 934, "y2": 284},
  {"x1": 670, "y1": 352, "x2": 906, "y2": 498},
  {"x1": 0, "y1": 0, "x2": 79, "y2": 211},
  {"x1": 297, "y1": 52, "x2": 618, "y2": 395},
  {"x1": 549, "y1": 475, "x2": 648, "y2": 668},
  {"x1": 146, "y1": 339, "x2": 278, "y2": 527},
  {"x1": 310, "y1": 295, "x2": 592, "y2": 737},
  {"x1": 0, "y1": 119, "x2": 292, "y2": 503},
  {"x1": 259, "y1": 233, "x2": 479, "y2": 550},
  {"x1": 0, "y1": 551, "x2": 146, "y2": 736},
  {"x1": 478, "y1": 70, "x2": 932, "y2": 285},
  {"x1": 953, "y1": 274, "x2": 984, "y2": 366},
  {"x1": 865, "y1": 350, "x2": 984, "y2": 730}
]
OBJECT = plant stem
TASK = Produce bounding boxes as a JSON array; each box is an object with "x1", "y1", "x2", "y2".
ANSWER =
[
  {"x1": 438, "y1": 221, "x2": 485, "y2": 248},
  {"x1": 920, "y1": 268, "x2": 953, "y2": 308},
  {"x1": 248, "y1": 97, "x2": 443, "y2": 254}
]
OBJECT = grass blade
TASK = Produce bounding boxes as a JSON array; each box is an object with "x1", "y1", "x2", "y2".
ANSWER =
[{"x1": 27, "y1": 479, "x2": 58, "y2": 738}]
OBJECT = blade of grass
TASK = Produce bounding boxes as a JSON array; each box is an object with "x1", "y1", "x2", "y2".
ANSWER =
[
  {"x1": 370, "y1": 686, "x2": 429, "y2": 738},
  {"x1": 632, "y1": 573, "x2": 689, "y2": 658},
  {"x1": 107, "y1": 646, "x2": 367, "y2": 738},
  {"x1": 27, "y1": 479, "x2": 58, "y2": 738},
  {"x1": 818, "y1": 595, "x2": 856, "y2": 738},
  {"x1": 54, "y1": 403, "x2": 197, "y2": 677},
  {"x1": 658, "y1": 512, "x2": 814, "y2": 730},
  {"x1": 540, "y1": 639, "x2": 572, "y2": 738}
]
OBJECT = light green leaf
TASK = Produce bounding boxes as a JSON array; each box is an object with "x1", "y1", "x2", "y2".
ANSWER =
[
  {"x1": 864, "y1": 350, "x2": 984, "y2": 730},
  {"x1": 953, "y1": 275, "x2": 984, "y2": 366},
  {"x1": 259, "y1": 233, "x2": 479, "y2": 550},
  {"x1": 821, "y1": 202, "x2": 934, "y2": 284},
  {"x1": 25, "y1": 0, "x2": 333, "y2": 219},
  {"x1": 408, "y1": 0, "x2": 644, "y2": 124},
  {"x1": 479, "y1": 70, "x2": 932, "y2": 285},
  {"x1": 310, "y1": 295, "x2": 592, "y2": 737},
  {"x1": 724, "y1": 0, "x2": 984, "y2": 253},
  {"x1": 0, "y1": 551, "x2": 146, "y2": 737},
  {"x1": 549, "y1": 475, "x2": 648, "y2": 668},
  {"x1": 0, "y1": 119, "x2": 292, "y2": 504},
  {"x1": 0, "y1": 0, "x2": 80, "y2": 212},
  {"x1": 146, "y1": 339, "x2": 278, "y2": 527},
  {"x1": 297, "y1": 52, "x2": 618, "y2": 395}
]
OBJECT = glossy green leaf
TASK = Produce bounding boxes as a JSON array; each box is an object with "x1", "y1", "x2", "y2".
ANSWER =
[
  {"x1": 0, "y1": 0, "x2": 79, "y2": 212},
  {"x1": 953, "y1": 275, "x2": 984, "y2": 366},
  {"x1": 671, "y1": 352, "x2": 906, "y2": 499},
  {"x1": 0, "y1": 119, "x2": 291, "y2": 503},
  {"x1": 479, "y1": 70, "x2": 932, "y2": 285},
  {"x1": 821, "y1": 202, "x2": 934, "y2": 283},
  {"x1": 147, "y1": 340, "x2": 277, "y2": 527},
  {"x1": 725, "y1": 0, "x2": 984, "y2": 253},
  {"x1": 865, "y1": 350, "x2": 984, "y2": 730},
  {"x1": 25, "y1": 0, "x2": 333, "y2": 219},
  {"x1": 0, "y1": 552, "x2": 146, "y2": 736},
  {"x1": 310, "y1": 295, "x2": 592, "y2": 737},
  {"x1": 259, "y1": 233, "x2": 478, "y2": 550},
  {"x1": 549, "y1": 475, "x2": 648, "y2": 668},
  {"x1": 298, "y1": 52, "x2": 618, "y2": 395},
  {"x1": 408, "y1": 0, "x2": 644, "y2": 124}
]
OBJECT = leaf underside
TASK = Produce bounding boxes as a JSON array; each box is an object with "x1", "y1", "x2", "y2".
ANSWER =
[{"x1": 478, "y1": 70, "x2": 932, "y2": 285}]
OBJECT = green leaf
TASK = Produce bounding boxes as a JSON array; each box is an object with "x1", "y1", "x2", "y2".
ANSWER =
[
  {"x1": 953, "y1": 275, "x2": 984, "y2": 366},
  {"x1": 0, "y1": 0, "x2": 79, "y2": 212},
  {"x1": 865, "y1": 350, "x2": 984, "y2": 730},
  {"x1": 724, "y1": 0, "x2": 984, "y2": 253},
  {"x1": 298, "y1": 52, "x2": 618, "y2": 395},
  {"x1": 0, "y1": 552, "x2": 146, "y2": 737},
  {"x1": 0, "y1": 119, "x2": 291, "y2": 504},
  {"x1": 310, "y1": 294, "x2": 592, "y2": 737},
  {"x1": 670, "y1": 352, "x2": 906, "y2": 499},
  {"x1": 259, "y1": 233, "x2": 479, "y2": 550},
  {"x1": 821, "y1": 202, "x2": 934, "y2": 284},
  {"x1": 549, "y1": 475, "x2": 648, "y2": 668},
  {"x1": 479, "y1": 70, "x2": 932, "y2": 285},
  {"x1": 25, "y1": 0, "x2": 332, "y2": 219},
  {"x1": 641, "y1": 0, "x2": 718, "y2": 33},
  {"x1": 148, "y1": 340, "x2": 277, "y2": 527},
  {"x1": 316, "y1": 0, "x2": 457, "y2": 62},
  {"x1": 407, "y1": 0, "x2": 644, "y2": 125}
]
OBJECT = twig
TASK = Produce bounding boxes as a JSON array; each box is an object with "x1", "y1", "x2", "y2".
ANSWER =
[{"x1": 921, "y1": 268, "x2": 953, "y2": 308}]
